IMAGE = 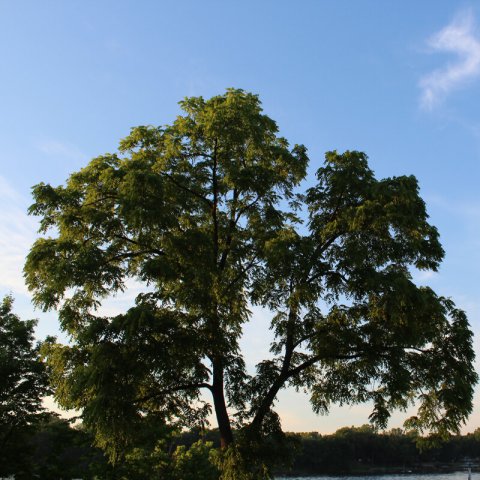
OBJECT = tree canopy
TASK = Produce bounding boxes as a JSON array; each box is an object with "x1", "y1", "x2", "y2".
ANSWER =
[{"x1": 25, "y1": 89, "x2": 477, "y2": 478}]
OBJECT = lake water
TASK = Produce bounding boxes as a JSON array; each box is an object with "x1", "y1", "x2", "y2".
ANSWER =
[{"x1": 277, "y1": 473, "x2": 474, "y2": 480}]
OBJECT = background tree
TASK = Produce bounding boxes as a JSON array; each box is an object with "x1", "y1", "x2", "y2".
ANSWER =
[
  {"x1": 28, "y1": 414, "x2": 110, "y2": 480},
  {"x1": 0, "y1": 295, "x2": 50, "y2": 478},
  {"x1": 25, "y1": 89, "x2": 477, "y2": 478}
]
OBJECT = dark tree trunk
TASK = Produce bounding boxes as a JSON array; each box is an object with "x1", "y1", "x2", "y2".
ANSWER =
[{"x1": 212, "y1": 361, "x2": 234, "y2": 448}]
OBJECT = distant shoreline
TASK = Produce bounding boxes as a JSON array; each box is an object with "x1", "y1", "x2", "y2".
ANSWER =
[{"x1": 278, "y1": 465, "x2": 479, "y2": 477}]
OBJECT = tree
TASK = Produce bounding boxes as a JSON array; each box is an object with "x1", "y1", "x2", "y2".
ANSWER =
[
  {"x1": 0, "y1": 295, "x2": 50, "y2": 477},
  {"x1": 25, "y1": 89, "x2": 477, "y2": 477}
]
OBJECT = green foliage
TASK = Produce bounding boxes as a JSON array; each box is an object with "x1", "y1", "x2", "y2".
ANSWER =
[
  {"x1": 0, "y1": 295, "x2": 50, "y2": 478},
  {"x1": 120, "y1": 439, "x2": 170, "y2": 479},
  {"x1": 25, "y1": 89, "x2": 477, "y2": 477},
  {"x1": 107, "y1": 435, "x2": 219, "y2": 480},
  {"x1": 172, "y1": 440, "x2": 220, "y2": 480}
]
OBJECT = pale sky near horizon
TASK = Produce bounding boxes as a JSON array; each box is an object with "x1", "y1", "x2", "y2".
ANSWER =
[{"x1": 1, "y1": 0, "x2": 480, "y2": 434}]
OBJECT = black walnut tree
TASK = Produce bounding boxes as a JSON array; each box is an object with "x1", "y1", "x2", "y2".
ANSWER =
[{"x1": 25, "y1": 89, "x2": 477, "y2": 475}]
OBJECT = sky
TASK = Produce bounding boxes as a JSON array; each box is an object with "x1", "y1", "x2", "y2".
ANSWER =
[{"x1": 1, "y1": 0, "x2": 480, "y2": 434}]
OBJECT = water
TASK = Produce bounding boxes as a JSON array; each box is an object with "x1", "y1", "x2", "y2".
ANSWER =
[{"x1": 277, "y1": 473, "x2": 473, "y2": 480}]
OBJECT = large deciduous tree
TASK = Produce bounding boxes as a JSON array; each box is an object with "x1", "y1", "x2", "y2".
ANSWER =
[{"x1": 25, "y1": 89, "x2": 477, "y2": 477}]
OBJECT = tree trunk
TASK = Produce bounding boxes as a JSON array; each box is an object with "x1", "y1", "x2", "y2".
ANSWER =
[{"x1": 212, "y1": 361, "x2": 234, "y2": 448}]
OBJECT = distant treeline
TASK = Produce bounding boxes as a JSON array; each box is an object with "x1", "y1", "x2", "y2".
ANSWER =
[
  {"x1": 1, "y1": 414, "x2": 108, "y2": 480},
  {"x1": 181, "y1": 424, "x2": 480, "y2": 476},
  {"x1": 3, "y1": 417, "x2": 480, "y2": 479},
  {"x1": 286, "y1": 425, "x2": 480, "y2": 475}
]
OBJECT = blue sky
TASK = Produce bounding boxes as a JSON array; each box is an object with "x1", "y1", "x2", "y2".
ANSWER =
[{"x1": 1, "y1": 0, "x2": 480, "y2": 433}]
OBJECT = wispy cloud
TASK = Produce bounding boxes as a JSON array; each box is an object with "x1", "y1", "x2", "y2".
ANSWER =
[
  {"x1": 420, "y1": 10, "x2": 480, "y2": 109},
  {"x1": 37, "y1": 140, "x2": 88, "y2": 162}
]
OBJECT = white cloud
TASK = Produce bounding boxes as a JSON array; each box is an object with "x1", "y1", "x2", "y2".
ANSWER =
[
  {"x1": 420, "y1": 10, "x2": 480, "y2": 109},
  {"x1": 0, "y1": 176, "x2": 37, "y2": 295}
]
